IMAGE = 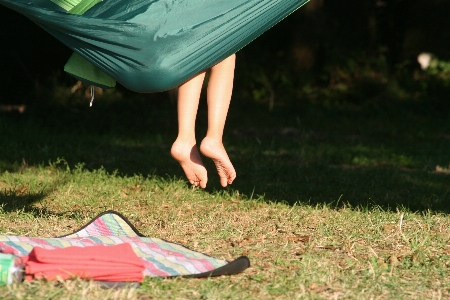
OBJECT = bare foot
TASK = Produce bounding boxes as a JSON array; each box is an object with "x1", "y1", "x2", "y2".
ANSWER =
[
  {"x1": 200, "y1": 137, "x2": 236, "y2": 187},
  {"x1": 171, "y1": 139, "x2": 208, "y2": 188}
]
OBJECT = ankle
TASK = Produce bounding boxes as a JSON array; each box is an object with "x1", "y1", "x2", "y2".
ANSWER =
[
  {"x1": 171, "y1": 138, "x2": 196, "y2": 160},
  {"x1": 202, "y1": 135, "x2": 222, "y2": 145},
  {"x1": 175, "y1": 134, "x2": 196, "y2": 143}
]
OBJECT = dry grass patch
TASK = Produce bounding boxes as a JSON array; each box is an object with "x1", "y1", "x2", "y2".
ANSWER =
[
  {"x1": 3, "y1": 279, "x2": 139, "y2": 300},
  {"x1": 0, "y1": 166, "x2": 450, "y2": 299}
]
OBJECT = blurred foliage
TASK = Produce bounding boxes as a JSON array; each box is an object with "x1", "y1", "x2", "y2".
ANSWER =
[
  {"x1": 1, "y1": 0, "x2": 449, "y2": 109},
  {"x1": 235, "y1": 0, "x2": 450, "y2": 109},
  {"x1": 425, "y1": 57, "x2": 450, "y2": 85}
]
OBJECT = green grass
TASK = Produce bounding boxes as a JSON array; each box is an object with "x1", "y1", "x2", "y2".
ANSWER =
[{"x1": 0, "y1": 83, "x2": 449, "y2": 299}]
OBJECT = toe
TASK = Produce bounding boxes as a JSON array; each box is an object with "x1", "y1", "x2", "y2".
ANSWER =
[{"x1": 220, "y1": 177, "x2": 228, "y2": 187}]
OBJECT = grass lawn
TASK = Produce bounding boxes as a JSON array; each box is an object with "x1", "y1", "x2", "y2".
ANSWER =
[{"x1": 0, "y1": 83, "x2": 449, "y2": 299}]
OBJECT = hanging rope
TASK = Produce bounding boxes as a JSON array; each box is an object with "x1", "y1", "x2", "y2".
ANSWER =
[{"x1": 89, "y1": 85, "x2": 95, "y2": 107}]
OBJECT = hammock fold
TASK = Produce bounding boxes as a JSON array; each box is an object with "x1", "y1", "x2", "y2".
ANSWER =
[{"x1": 1, "y1": 0, "x2": 308, "y2": 92}]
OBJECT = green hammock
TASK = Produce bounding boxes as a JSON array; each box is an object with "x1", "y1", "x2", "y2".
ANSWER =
[
  {"x1": 56, "y1": 0, "x2": 116, "y2": 89},
  {"x1": 1, "y1": 0, "x2": 308, "y2": 92}
]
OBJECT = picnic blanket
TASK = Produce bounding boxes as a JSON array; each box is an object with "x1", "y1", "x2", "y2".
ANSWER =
[{"x1": 0, "y1": 211, "x2": 250, "y2": 280}]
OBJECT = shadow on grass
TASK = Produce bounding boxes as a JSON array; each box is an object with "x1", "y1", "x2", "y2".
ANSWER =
[
  {"x1": 0, "y1": 189, "x2": 47, "y2": 213},
  {"x1": 229, "y1": 163, "x2": 450, "y2": 213},
  {"x1": 1, "y1": 92, "x2": 449, "y2": 213},
  {"x1": 0, "y1": 188, "x2": 90, "y2": 222}
]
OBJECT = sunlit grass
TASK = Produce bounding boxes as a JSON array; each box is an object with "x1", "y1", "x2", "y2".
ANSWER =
[
  {"x1": 0, "y1": 164, "x2": 449, "y2": 299},
  {"x1": 0, "y1": 85, "x2": 449, "y2": 298}
]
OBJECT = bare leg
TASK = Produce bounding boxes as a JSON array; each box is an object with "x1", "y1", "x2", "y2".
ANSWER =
[
  {"x1": 171, "y1": 71, "x2": 208, "y2": 188},
  {"x1": 200, "y1": 54, "x2": 237, "y2": 187}
]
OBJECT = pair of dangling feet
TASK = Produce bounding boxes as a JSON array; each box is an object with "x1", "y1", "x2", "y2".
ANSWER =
[{"x1": 171, "y1": 136, "x2": 236, "y2": 188}]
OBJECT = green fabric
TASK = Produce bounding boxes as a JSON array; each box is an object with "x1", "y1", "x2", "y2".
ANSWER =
[
  {"x1": 69, "y1": 0, "x2": 102, "y2": 14},
  {"x1": 52, "y1": 0, "x2": 116, "y2": 88},
  {"x1": 1, "y1": 0, "x2": 309, "y2": 92},
  {"x1": 51, "y1": 0, "x2": 79, "y2": 11},
  {"x1": 64, "y1": 52, "x2": 116, "y2": 89},
  {"x1": 51, "y1": 0, "x2": 101, "y2": 14}
]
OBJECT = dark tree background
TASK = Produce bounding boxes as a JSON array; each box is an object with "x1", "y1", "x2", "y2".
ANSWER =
[{"x1": 1, "y1": 0, "x2": 449, "y2": 105}]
